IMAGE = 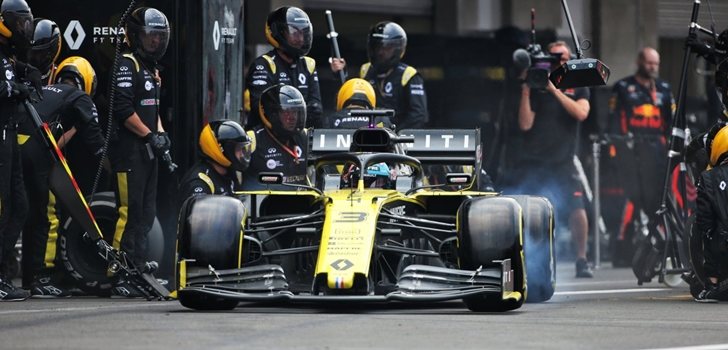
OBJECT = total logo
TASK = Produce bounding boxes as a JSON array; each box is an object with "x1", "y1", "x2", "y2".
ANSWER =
[
  {"x1": 212, "y1": 20, "x2": 238, "y2": 51},
  {"x1": 64, "y1": 20, "x2": 127, "y2": 50}
]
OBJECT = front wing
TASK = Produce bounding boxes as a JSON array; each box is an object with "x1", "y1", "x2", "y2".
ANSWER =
[{"x1": 177, "y1": 260, "x2": 518, "y2": 304}]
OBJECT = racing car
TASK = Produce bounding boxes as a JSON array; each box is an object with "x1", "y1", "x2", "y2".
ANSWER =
[{"x1": 175, "y1": 126, "x2": 555, "y2": 312}]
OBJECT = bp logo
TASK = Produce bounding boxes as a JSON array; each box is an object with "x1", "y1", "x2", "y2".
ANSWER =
[
  {"x1": 144, "y1": 81, "x2": 153, "y2": 91},
  {"x1": 64, "y1": 20, "x2": 86, "y2": 50},
  {"x1": 5, "y1": 69, "x2": 13, "y2": 80}
]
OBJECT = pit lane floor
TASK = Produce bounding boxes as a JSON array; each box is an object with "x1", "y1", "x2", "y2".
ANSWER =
[{"x1": 1, "y1": 263, "x2": 727, "y2": 350}]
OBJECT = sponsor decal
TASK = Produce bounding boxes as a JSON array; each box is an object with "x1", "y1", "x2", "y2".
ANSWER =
[
  {"x1": 144, "y1": 81, "x2": 153, "y2": 91},
  {"x1": 194, "y1": 187, "x2": 204, "y2": 193},
  {"x1": 330, "y1": 259, "x2": 354, "y2": 271},
  {"x1": 212, "y1": 20, "x2": 238, "y2": 51},
  {"x1": 384, "y1": 82, "x2": 392, "y2": 93},
  {"x1": 256, "y1": 65, "x2": 264, "y2": 70},
  {"x1": 268, "y1": 147, "x2": 276, "y2": 154},
  {"x1": 64, "y1": 20, "x2": 86, "y2": 50},
  {"x1": 4, "y1": 70, "x2": 12, "y2": 80},
  {"x1": 119, "y1": 66, "x2": 129, "y2": 72},
  {"x1": 298, "y1": 73, "x2": 306, "y2": 84},
  {"x1": 117, "y1": 82, "x2": 132, "y2": 88},
  {"x1": 117, "y1": 76, "x2": 132, "y2": 81},
  {"x1": 140, "y1": 98, "x2": 158, "y2": 106},
  {"x1": 266, "y1": 159, "x2": 277, "y2": 169},
  {"x1": 252, "y1": 80, "x2": 267, "y2": 86}
]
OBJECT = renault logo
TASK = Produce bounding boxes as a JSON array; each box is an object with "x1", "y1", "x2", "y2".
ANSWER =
[
  {"x1": 212, "y1": 21, "x2": 221, "y2": 51},
  {"x1": 330, "y1": 259, "x2": 353, "y2": 271},
  {"x1": 64, "y1": 20, "x2": 86, "y2": 50}
]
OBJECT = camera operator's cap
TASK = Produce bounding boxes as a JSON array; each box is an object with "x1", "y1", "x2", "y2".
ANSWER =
[
  {"x1": 54, "y1": 56, "x2": 97, "y2": 97},
  {"x1": 336, "y1": 78, "x2": 376, "y2": 111}
]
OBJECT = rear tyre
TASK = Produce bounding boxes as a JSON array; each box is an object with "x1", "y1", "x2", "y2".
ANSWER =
[
  {"x1": 507, "y1": 195, "x2": 555, "y2": 302},
  {"x1": 458, "y1": 196, "x2": 525, "y2": 312},
  {"x1": 58, "y1": 192, "x2": 164, "y2": 296}
]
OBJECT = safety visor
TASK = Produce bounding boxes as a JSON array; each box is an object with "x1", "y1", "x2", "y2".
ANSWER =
[
  {"x1": 139, "y1": 26, "x2": 170, "y2": 58},
  {"x1": 5, "y1": 11, "x2": 33, "y2": 45},
  {"x1": 277, "y1": 105, "x2": 306, "y2": 132},
  {"x1": 368, "y1": 38, "x2": 403, "y2": 61},
  {"x1": 224, "y1": 139, "x2": 252, "y2": 164},
  {"x1": 28, "y1": 39, "x2": 59, "y2": 73}
]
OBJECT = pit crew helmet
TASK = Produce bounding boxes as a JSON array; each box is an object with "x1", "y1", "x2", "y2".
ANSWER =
[
  {"x1": 336, "y1": 78, "x2": 376, "y2": 111},
  {"x1": 199, "y1": 120, "x2": 252, "y2": 172},
  {"x1": 125, "y1": 7, "x2": 170, "y2": 62},
  {"x1": 259, "y1": 84, "x2": 307, "y2": 138},
  {"x1": 28, "y1": 18, "x2": 60, "y2": 78},
  {"x1": 54, "y1": 56, "x2": 97, "y2": 97},
  {"x1": 367, "y1": 21, "x2": 407, "y2": 74},
  {"x1": 0, "y1": 0, "x2": 33, "y2": 51},
  {"x1": 265, "y1": 6, "x2": 312, "y2": 59},
  {"x1": 710, "y1": 126, "x2": 728, "y2": 167}
]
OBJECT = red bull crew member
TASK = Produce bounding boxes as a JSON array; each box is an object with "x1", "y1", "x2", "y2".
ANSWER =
[{"x1": 608, "y1": 47, "x2": 675, "y2": 264}]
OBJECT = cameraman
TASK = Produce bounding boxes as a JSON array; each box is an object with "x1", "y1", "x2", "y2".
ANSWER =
[{"x1": 514, "y1": 41, "x2": 593, "y2": 278}]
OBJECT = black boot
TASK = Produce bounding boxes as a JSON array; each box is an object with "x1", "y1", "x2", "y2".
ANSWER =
[
  {"x1": 695, "y1": 282, "x2": 720, "y2": 303},
  {"x1": 0, "y1": 275, "x2": 30, "y2": 301},
  {"x1": 575, "y1": 258, "x2": 594, "y2": 278}
]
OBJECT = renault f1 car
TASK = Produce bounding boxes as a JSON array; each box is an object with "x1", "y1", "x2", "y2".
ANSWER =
[{"x1": 176, "y1": 127, "x2": 555, "y2": 311}]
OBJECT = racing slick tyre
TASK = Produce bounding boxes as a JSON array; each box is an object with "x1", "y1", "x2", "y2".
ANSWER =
[
  {"x1": 457, "y1": 196, "x2": 525, "y2": 312},
  {"x1": 177, "y1": 195, "x2": 245, "y2": 311},
  {"x1": 58, "y1": 192, "x2": 164, "y2": 296},
  {"x1": 686, "y1": 215, "x2": 706, "y2": 298},
  {"x1": 507, "y1": 195, "x2": 555, "y2": 302},
  {"x1": 178, "y1": 291, "x2": 239, "y2": 311}
]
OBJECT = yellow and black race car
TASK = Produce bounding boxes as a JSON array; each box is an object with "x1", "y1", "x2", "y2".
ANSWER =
[{"x1": 176, "y1": 126, "x2": 555, "y2": 312}]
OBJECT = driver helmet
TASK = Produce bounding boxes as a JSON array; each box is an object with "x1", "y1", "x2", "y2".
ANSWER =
[
  {"x1": 199, "y1": 120, "x2": 253, "y2": 172},
  {"x1": 341, "y1": 162, "x2": 395, "y2": 189}
]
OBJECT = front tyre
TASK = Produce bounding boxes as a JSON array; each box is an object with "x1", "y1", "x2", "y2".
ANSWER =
[{"x1": 458, "y1": 196, "x2": 525, "y2": 312}]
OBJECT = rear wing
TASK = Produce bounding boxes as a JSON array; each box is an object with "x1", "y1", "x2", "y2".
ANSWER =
[
  {"x1": 309, "y1": 128, "x2": 357, "y2": 161},
  {"x1": 398, "y1": 129, "x2": 481, "y2": 165},
  {"x1": 309, "y1": 128, "x2": 481, "y2": 165}
]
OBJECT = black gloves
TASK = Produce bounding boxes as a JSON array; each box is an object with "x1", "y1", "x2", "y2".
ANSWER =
[
  {"x1": 11, "y1": 82, "x2": 30, "y2": 100},
  {"x1": 15, "y1": 61, "x2": 43, "y2": 100},
  {"x1": 143, "y1": 131, "x2": 171, "y2": 155}
]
